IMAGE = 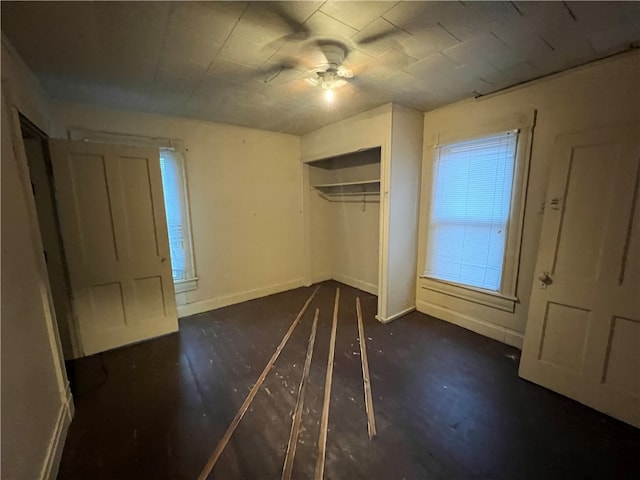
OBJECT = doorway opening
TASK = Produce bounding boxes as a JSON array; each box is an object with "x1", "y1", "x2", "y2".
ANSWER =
[{"x1": 19, "y1": 113, "x2": 79, "y2": 361}]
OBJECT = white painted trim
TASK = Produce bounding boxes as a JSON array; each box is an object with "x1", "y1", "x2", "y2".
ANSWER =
[
  {"x1": 302, "y1": 164, "x2": 313, "y2": 286},
  {"x1": 39, "y1": 385, "x2": 73, "y2": 480},
  {"x1": 420, "y1": 279, "x2": 517, "y2": 312},
  {"x1": 7, "y1": 104, "x2": 74, "y2": 375},
  {"x1": 376, "y1": 305, "x2": 416, "y2": 324},
  {"x1": 174, "y1": 149, "x2": 198, "y2": 288},
  {"x1": 332, "y1": 273, "x2": 377, "y2": 296},
  {"x1": 435, "y1": 111, "x2": 535, "y2": 146},
  {"x1": 416, "y1": 300, "x2": 524, "y2": 349},
  {"x1": 177, "y1": 278, "x2": 306, "y2": 318},
  {"x1": 377, "y1": 136, "x2": 392, "y2": 320},
  {"x1": 174, "y1": 277, "x2": 198, "y2": 294},
  {"x1": 68, "y1": 128, "x2": 175, "y2": 148},
  {"x1": 420, "y1": 118, "x2": 534, "y2": 302}
]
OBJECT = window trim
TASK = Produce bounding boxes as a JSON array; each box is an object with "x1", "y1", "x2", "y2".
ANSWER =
[
  {"x1": 420, "y1": 278, "x2": 518, "y2": 312},
  {"x1": 174, "y1": 277, "x2": 199, "y2": 294},
  {"x1": 68, "y1": 129, "x2": 198, "y2": 293},
  {"x1": 421, "y1": 111, "x2": 536, "y2": 310}
]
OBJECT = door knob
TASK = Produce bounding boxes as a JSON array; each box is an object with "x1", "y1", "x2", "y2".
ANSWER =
[{"x1": 538, "y1": 272, "x2": 552, "y2": 284}]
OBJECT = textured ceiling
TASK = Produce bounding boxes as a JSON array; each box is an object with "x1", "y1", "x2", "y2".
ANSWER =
[{"x1": 2, "y1": 1, "x2": 639, "y2": 135}]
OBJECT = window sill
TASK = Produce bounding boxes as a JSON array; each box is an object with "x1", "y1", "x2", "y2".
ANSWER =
[
  {"x1": 419, "y1": 276, "x2": 517, "y2": 313},
  {"x1": 174, "y1": 277, "x2": 198, "y2": 294}
]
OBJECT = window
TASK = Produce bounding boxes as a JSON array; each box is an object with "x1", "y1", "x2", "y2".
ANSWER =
[
  {"x1": 425, "y1": 130, "x2": 520, "y2": 296},
  {"x1": 159, "y1": 149, "x2": 197, "y2": 292}
]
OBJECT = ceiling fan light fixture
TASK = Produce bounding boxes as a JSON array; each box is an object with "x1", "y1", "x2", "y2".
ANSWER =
[
  {"x1": 301, "y1": 42, "x2": 353, "y2": 101},
  {"x1": 324, "y1": 88, "x2": 334, "y2": 103},
  {"x1": 305, "y1": 70, "x2": 348, "y2": 90}
]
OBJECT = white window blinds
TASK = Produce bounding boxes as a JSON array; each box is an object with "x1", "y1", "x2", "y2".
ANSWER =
[
  {"x1": 159, "y1": 150, "x2": 190, "y2": 281},
  {"x1": 425, "y1": 130, "x2": 518, "y2": 291}
]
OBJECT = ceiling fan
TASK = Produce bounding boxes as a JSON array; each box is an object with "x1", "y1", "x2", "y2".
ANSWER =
[
  {"x1": 262, "y1": 36, "x2": 399, "y2": 102},
  {"x1": 301, "y1": 41, "x2": 353, "y2": 101},
  {"x1": 258, "y1": 6, "x2": 404, "y2": 101}
]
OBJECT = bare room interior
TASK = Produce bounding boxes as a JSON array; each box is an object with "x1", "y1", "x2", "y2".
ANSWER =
[{"x1": 1, "y1": 1, "x2": 639, "y2": 479}]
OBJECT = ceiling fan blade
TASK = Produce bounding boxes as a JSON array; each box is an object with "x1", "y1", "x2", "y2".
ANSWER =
[
  {"x1": 258, "y1": 2, "x2": 313, "y2": 53},
  {"x1": 263, "y1": 2, "x2": 311, "y2": 42},
  {"x1": 260, "y1": 65, "x2": 287, "y2": 84},
  {"x1": 262, "y1": 28, "x2": 310, "y2": 54},
  {"x1": 258, "y1": 57, "x2": 303, "y2": 84},
  {"x1": 357, "y1": 28, "x2": 401, "y2": 46}
]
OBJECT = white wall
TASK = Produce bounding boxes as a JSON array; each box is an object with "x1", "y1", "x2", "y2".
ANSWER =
[
  {"x1": 1, "y1": 39, "x2": 72, "y2": 479},
  {"x1": 307, "y1": 156, "x2": 381, "y2": 294},
  {"x1": 416, "y1": 50, "x2": 640, "y2": 348},
  {"x1": 330, "y1": 200, "x2": 380, "y2": 293},
  {"x1": 386, "y1": 105, "x2": 423, "y2": 319},
  {"x1": 300, "y1": 104, "x2": 392, "y2": 164},
  {"x1": 50, "y1": 101, "x2": 305, "y2": 317}
]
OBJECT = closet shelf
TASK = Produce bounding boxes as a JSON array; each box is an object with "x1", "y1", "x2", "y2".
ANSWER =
[
  {"x1": 305, "y1": 146, "x2": 381, "y2": 169},
  {"x1": 312, "y1": 180, "x2": 380, "y2": 196}
]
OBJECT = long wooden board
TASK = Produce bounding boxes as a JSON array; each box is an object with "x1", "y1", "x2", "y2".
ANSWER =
[
  {"x1": 282, "y1": 308, "x2": 320, "y2": 480},
  {"x1": 197, "y1": 286, "x2": 320, "y2": 480},
  {"x1": 314, "y1": 287, "x2": 340, "y2": 480},
  {"x1": 356, "y1": 297, "x2": 377, "y2": 439}
]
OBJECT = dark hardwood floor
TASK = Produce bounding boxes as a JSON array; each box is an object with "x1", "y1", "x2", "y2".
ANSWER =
[{"x1": 60, "y1": 281, "x2": 640, "y2": 479}]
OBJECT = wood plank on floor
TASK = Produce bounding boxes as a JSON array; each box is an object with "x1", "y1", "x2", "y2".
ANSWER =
[
  {"x1": 197, "y1": 286, "x2": 319, "y2": 480},
  {"x1": 59, "y1": 281, "x2": 640, "y2": 480},
  {"x1": 356, "y1": 296, "x2": 376, "y2": 440},
  {"x1": 314, "y1": 287, "x2": 340, "y2": 480},
  {"x1": 282, "y1": 307, "x2": 319, "y2": 480}
]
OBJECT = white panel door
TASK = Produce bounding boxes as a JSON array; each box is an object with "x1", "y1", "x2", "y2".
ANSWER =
[
  {"x1": 48, "y1": 139, "x2": 178, "y2": 355},
  {"x1": 519, "y1": 123, "x2": 640, "y2": 427}
]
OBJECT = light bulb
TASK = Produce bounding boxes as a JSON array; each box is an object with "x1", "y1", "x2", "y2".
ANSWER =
[{"x1": 324, "y1": 88, "x2": 334, "y2": 103}]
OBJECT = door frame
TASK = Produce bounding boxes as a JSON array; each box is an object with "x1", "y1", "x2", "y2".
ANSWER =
[
  {"x1": 19, "y1": 113, "x2": 82, "y2": 359},
  {"x1": 5, "y1": 101, "x2": 73, "y2": 397}
]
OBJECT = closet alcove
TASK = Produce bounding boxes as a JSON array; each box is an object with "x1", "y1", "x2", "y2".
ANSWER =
[{"x1": 301, "y1": 103, "x2": 424, "y2": 322}]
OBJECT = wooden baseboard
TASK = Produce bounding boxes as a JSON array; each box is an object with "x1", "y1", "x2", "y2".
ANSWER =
[
  {"x1": 40, "y1": 384, "x2": 73, "y2": 479},
  {"x1": 416, "y1": 300, "x2": 524, "y2": 349},
  {"x1": 331, "y1": 273, "x2": 377, "y2": 295},
  {"x1": 177, "y1": 274, "x2": 378, "y2": 319},
  {"x1": 177, "y1": 278, "x2": 306, "y2": 318},
  {"x1": 376, "y1": 306, "x2": 416, "y2": 324}
]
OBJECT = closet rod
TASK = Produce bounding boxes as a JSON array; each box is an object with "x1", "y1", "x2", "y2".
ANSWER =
[
  {"x1": 318, "y1": 193, "x2": 381, "y2": 203},
  {"x1": 316, "y1": 191, "x2": 381, "y2": 197}
]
